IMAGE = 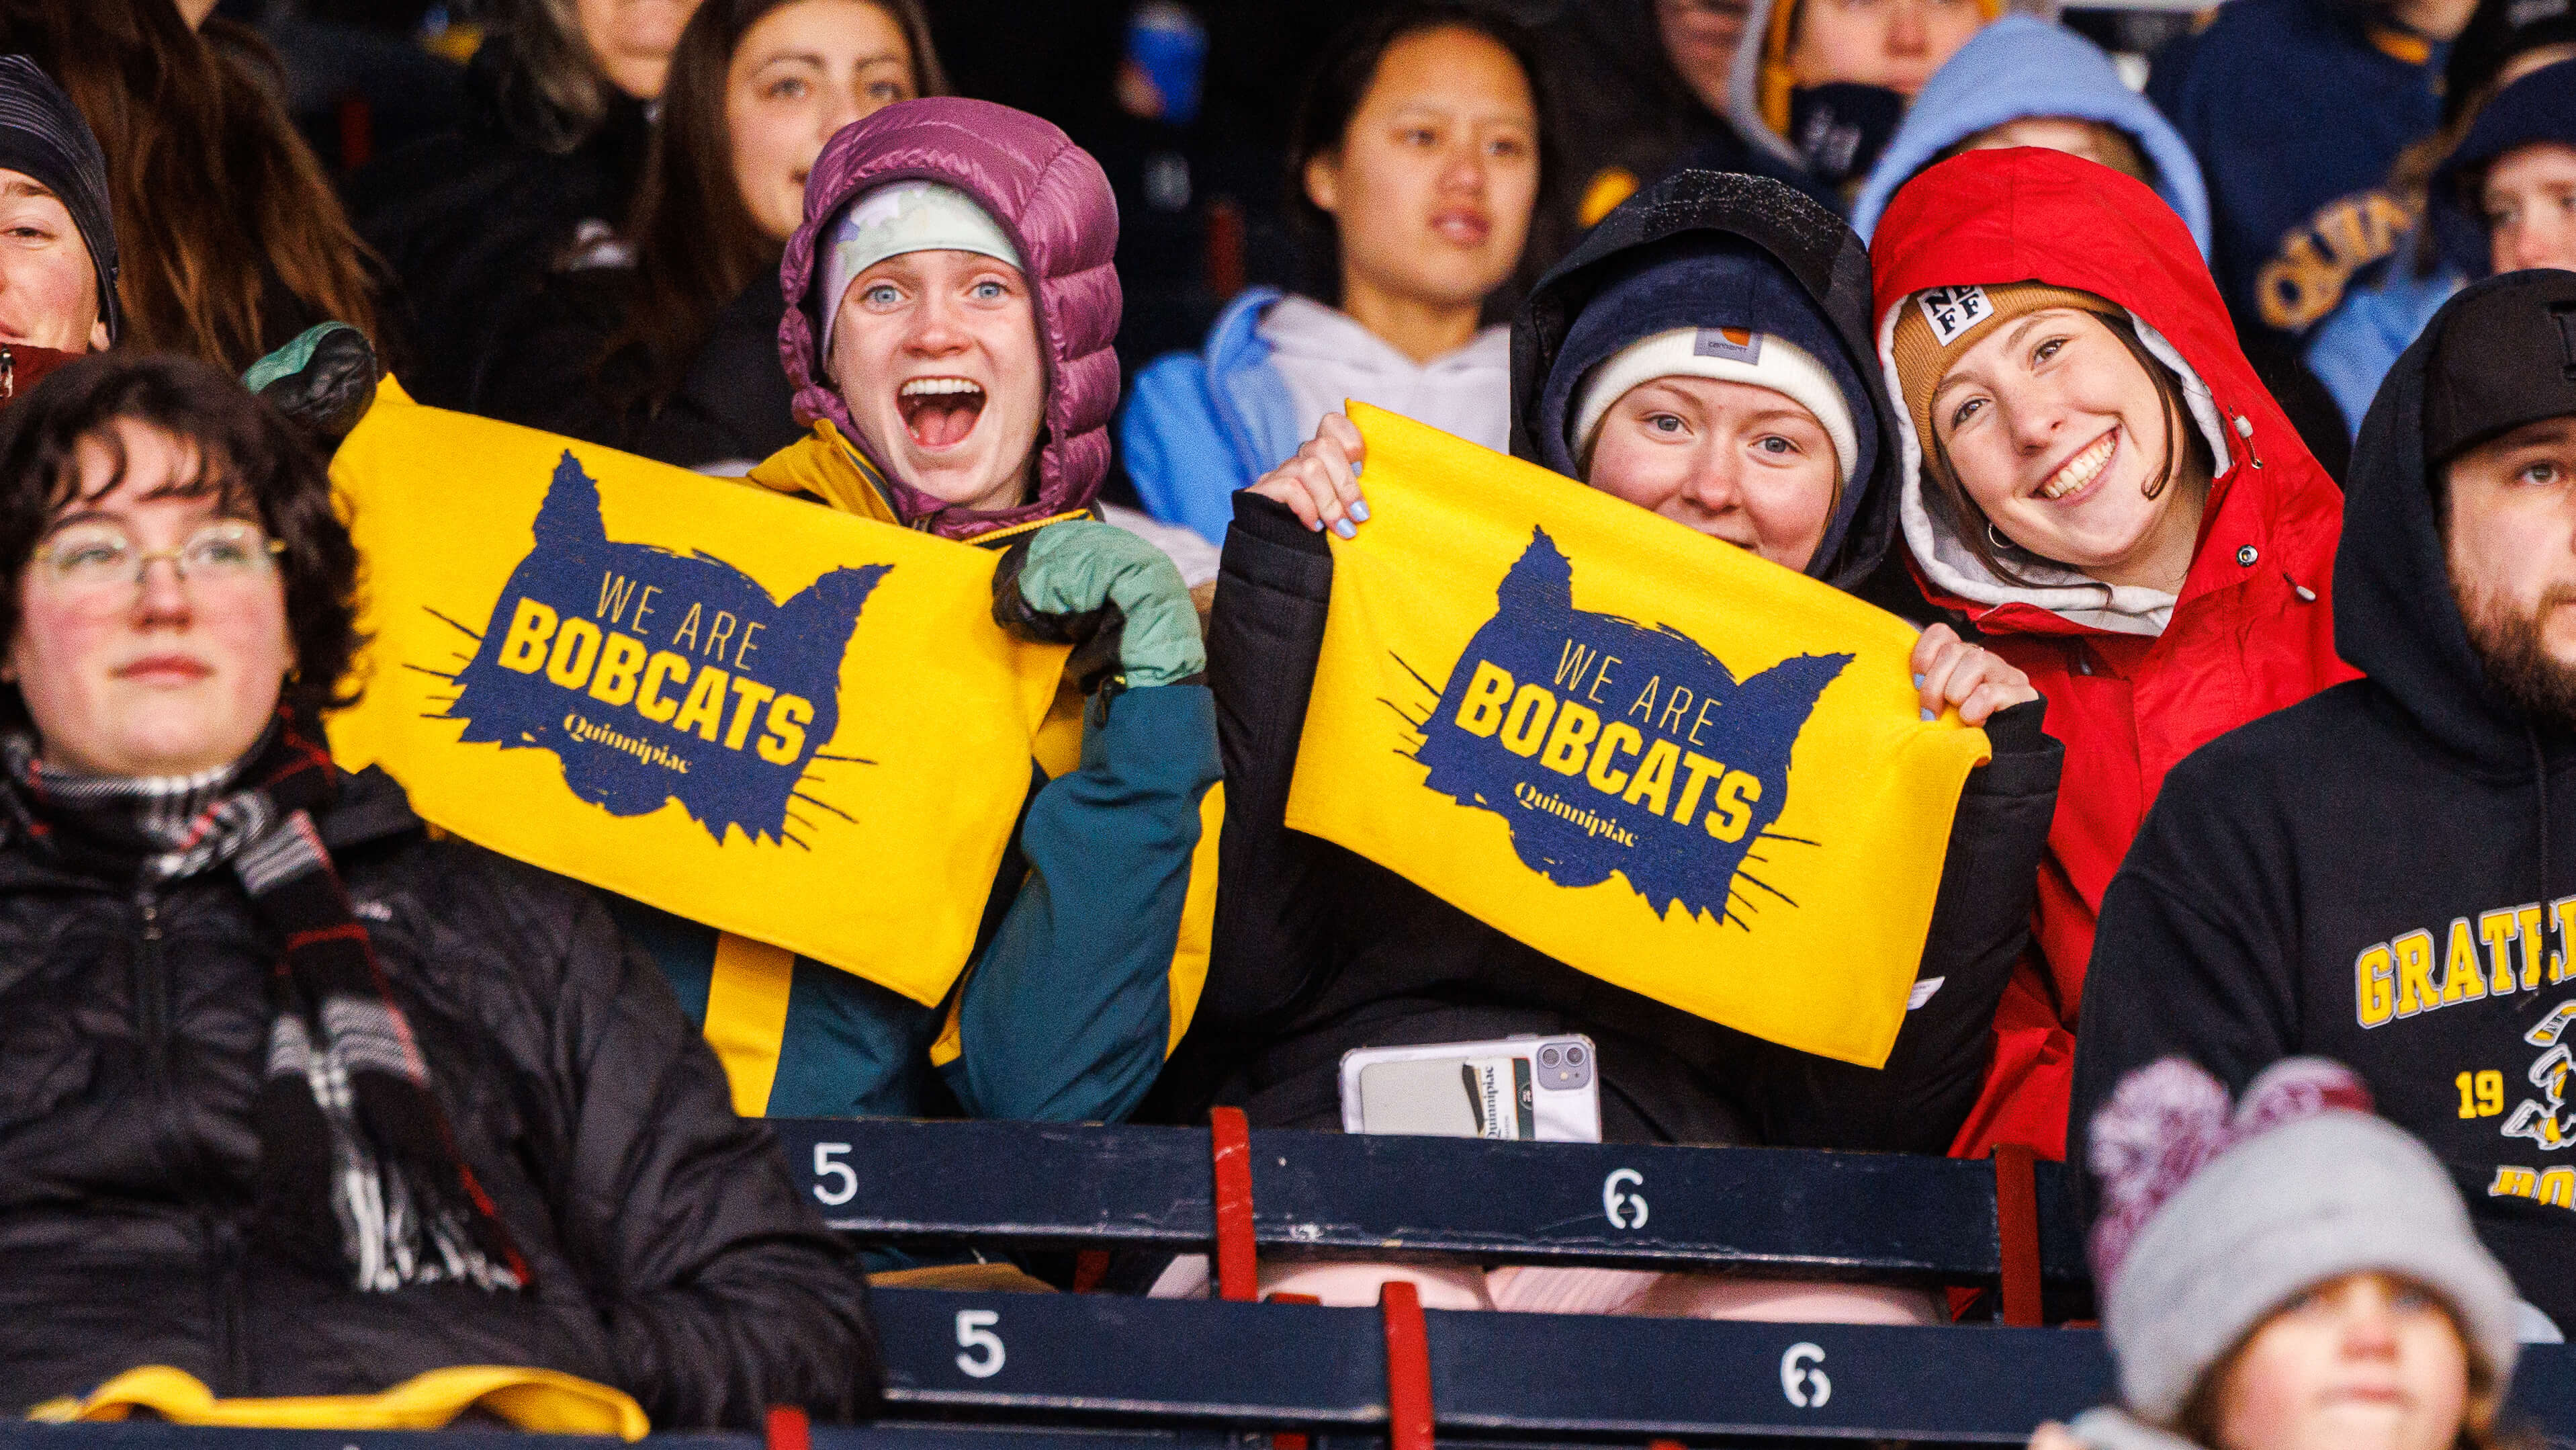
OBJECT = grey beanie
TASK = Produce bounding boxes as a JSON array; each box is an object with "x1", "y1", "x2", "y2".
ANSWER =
[{"x1": 2089, "y1": 1058, "x2": 2522, "y2": 1424}]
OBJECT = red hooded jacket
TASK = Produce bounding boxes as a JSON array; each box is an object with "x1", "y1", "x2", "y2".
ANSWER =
[{"x1": 1869, "y1": 149, "x2": 2356, "y2": 1159}]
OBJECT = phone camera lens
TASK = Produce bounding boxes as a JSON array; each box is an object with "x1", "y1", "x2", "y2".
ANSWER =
[
  {"x1": 1540, "y1": 1047, "x2": 1561, "y2": 1065},
  {"x1": 1565, "y1": 1046, "x2": 1585, "y2": 1064}
]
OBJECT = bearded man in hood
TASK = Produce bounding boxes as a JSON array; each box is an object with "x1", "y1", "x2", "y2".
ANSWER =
[{"x1": 2070, "y1": 268, "x2": 2576, "y2": 1341}]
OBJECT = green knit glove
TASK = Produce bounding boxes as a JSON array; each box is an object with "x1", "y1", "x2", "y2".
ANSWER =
[
  {"x1": 243, "y1": 322, "x2": 380, "y2": 448},
  {"x1": 991, "y1": 521, "x2": 1204, "y2": 693}
]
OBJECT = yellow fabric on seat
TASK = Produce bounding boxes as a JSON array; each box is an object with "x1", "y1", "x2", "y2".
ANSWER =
[{"x1": 28, "y1": 1364, "x2": 650, "y2": 1439}]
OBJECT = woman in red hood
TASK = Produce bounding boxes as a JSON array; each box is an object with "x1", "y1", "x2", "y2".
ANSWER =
[{"x1": 1870, "y1": 147, "x2": 2355, "y2": 1162}]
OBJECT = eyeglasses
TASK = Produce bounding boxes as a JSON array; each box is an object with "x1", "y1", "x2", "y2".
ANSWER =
[{"x1": 29, "y1": 517, "x2": 285, "y2": 601}]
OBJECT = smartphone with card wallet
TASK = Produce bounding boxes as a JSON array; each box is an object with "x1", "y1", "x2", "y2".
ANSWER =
[{"x1": 1338, "y1": 1034, "x2": 1603, "y2": 1142}]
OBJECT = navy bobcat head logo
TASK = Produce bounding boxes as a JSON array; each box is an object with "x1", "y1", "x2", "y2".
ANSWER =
[
  {"x1": 437, "y1": 452, "x2": 884, "y2": 847},
  {"x1": 1409, "y1": 529, "x2": 1848, "y2": 927}
]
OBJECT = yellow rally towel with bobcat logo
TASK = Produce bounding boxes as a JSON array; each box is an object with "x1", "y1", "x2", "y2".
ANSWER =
[
  {"x1": 1286, "y1": 404, "x2": 1993, "y2": 1066},
  {"x1": 329, "y1": 380, "x2": 1067, "y2": 1007}
]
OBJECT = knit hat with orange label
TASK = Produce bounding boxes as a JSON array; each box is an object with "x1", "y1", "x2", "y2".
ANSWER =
[{"x1": 1888, "y1": 281, "x2": 2119, "y2": 468}]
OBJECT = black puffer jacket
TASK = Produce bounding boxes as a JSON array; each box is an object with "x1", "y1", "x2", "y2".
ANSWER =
[
  {"x1": 0, "y1": 767, "x2": 876, "y2": 1424},
  {"x1": 1177, "y1": 173, "x2": 2061, "y2": 1150}
]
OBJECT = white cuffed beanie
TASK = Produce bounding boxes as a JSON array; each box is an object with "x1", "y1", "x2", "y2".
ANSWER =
[
  {"x1": 2088, "y1": 1058, "x2": 2522, "y2": 1425},
  {"x1": 817, "y1": 179, "x2": 1025, "y2": 356},
  {"x1": 1568, "y1": 327, "x2": 1859, "y2": 484}
]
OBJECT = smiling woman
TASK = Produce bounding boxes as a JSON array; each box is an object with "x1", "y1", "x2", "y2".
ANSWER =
[
  {"x1": 1118, "y1": 2, "x2": 1553, "y2": 545},
  {"x1": 1868, "y1": 146, "x2": 2358, "y2": 1164},
  {"x1": 0, "y1": 56, "x2": 114, "y2": 361}
]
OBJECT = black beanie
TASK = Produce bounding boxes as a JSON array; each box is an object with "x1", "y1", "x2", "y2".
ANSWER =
[
  {"x1": 2445, "y1": 0, "x2": 2576, "y2": 126},
  {"x1": 0, "y1": 56, "x2": 118, "y2": 346},
  {"x1": 2425, "y1": 270, "x2": 2576, "y2": 466}
]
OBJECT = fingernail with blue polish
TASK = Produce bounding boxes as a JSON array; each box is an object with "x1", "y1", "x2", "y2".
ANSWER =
[
  {"x1": 1912, "y1": 674, "x2": 1925, "y2": 689},
  {"x1": 1349, "y1": 500, "x2": 1371, "y2": 522},
  {"x1": 1308, "y1": 518, "x2": 1324, "y2": 531},
  {"x1": 1920, "y1": 708, "x2": 1936, "y2": 722},
  {"x1": 1333, "y1": 518, "x2": 1358, "y2": 539},
  {"x1": 1350, "y1": 462, "x2": 1364, "y2": 476}
]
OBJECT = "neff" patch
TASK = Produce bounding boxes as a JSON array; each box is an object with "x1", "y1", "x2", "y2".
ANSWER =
[{"x1": 1915, "y1": 286, "x2": 1992, "y2": 347}]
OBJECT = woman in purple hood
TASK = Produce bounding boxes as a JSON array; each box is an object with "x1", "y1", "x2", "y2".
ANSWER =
[{"x1": 633, "y1": 97, "x2": 1221, "y2": 1133}]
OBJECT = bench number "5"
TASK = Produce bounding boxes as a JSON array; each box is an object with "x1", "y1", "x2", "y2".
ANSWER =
[
  {"x1": 955, "y1": 1310, "x2": 1006, "y2": 1379},
  {"x1": 813, "y1": 1142, "x2": 857, "y2": 1207},
  {"x1": 1781, "y1": 1342, "x2": 1830, "y2": 1408}
]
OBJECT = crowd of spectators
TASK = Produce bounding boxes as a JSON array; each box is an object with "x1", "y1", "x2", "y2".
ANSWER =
[{"x1": 0, "y1": 0, "x2": 2574, "y2": 1446}]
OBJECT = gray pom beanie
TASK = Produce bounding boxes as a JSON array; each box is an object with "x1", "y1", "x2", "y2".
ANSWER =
[{"x1": 2088, "y1": 1058, "x2": 2521, "y2": 1424}]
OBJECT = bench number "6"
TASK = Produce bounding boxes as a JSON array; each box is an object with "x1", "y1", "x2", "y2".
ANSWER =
[
  {"x1": 1603, "y1": 1168, "x2": 1648, "y2": 1230},
  {"x1": 1781, "y1": 1342, "x2": 1830, "y2": 1408},
  {"x1": 955, "y1": 1310, "x2": 1006, "y2": 1379}
]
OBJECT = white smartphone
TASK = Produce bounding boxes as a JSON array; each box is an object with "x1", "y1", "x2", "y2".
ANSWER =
[{"x1": 1337, "y1": 1034, "x2": 1603, "y2": 1142}]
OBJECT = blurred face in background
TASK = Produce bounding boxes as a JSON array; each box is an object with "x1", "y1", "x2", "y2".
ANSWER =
[
  {"x1": 580, "y1": 0, "x2": 707, "y2": 99},
  {"x1": 1304, "y1": 26, "x2": 1539, "y2": 347},
  {"x1": 1657, "y1": 0, "x2": 1750, "y2": 114},
  {"x1": 2206, "y1": 1274, "x2": 2476, "y2": 1450},
  {"x1": 1952, "y1": 116, "x2": 2151, "y2": 184},
  {"x1": 1788, "y1": 0, "x2": 1984, "y2": 96},
  {"x1": 0, "y1": 172, "x2": 104, "y2": 354},
  {"x1": 728, "y1": 0, "x2": 920, "y2": 241},
  {"x1": 2483, "y1": 142, "x2": 2576, "y2": 275}
]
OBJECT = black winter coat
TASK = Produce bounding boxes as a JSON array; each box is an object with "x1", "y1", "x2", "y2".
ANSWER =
[
  {"x1": 1178, "y1": 173, "x2": 2063, "y2": 1150},
  {"x1": 2070, "y1": 271, "x2": 2576, "y2": 1330},
  {"x1": 0, "y1": 767, "x2": 877, "y2": 1424}
]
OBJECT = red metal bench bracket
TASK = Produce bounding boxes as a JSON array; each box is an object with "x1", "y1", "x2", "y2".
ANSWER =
[{"x1": 1210, "y1": 1106, "x2": 1258, "y2": 1302}]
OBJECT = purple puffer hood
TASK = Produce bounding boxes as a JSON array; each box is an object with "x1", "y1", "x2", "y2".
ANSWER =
[{"x1": 779, "y1": 97, "x2": 1121, "y2": 540}]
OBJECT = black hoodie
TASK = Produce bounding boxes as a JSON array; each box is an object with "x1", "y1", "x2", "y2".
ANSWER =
[
  {"x1": 1168, "y1": 173, "x2": 2061, "y2": 1150},
  {"x1": 2070, "y1": 272, "x2": 2576, "y2": 1331}
]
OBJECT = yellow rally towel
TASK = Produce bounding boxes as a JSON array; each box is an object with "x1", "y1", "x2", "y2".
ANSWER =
[
  {"x1": 1286, "y1": 404, "x2": 1992, "y2": 1067},
  {"x1": 28, "y1": 1364, "x2": 649, "y2": 1439},
  {"x1": 330, "y1": 380, "x2": 1068, "y2": 1007}
]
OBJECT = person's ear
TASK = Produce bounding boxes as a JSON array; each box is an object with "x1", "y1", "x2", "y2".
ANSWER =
[
  {"x1": 1304, "y1": 150, "x2": 1344, "y2": 218},
  {"x1": 85, "y1": 317, "x2": 107, "y2": 353}
]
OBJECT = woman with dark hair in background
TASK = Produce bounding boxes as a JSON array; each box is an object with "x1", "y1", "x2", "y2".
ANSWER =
[
  {"x1": 347, "y1": 0, "x2": 701, "y2": 411},
  {"x1": 0, "y1": 0, "x2": 381, "y2": 373},
  {"x1": 482, "y1": 0, "x2": 943, "y2": 467},
  {"x1": 1119, "y1": 1, "x2": 1551, "y2": 546}
]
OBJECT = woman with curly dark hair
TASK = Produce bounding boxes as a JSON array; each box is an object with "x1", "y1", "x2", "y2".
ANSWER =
[{"x1": 0, "y1": 353, "x2": 875, "y2": 1427}]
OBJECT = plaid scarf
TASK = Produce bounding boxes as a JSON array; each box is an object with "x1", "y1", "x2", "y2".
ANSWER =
[{"x1": 2, "y1": 717, "x2": 530, "y2": 1293}]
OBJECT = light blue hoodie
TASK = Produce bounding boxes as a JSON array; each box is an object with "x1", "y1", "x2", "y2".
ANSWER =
[{"x1": 1848, "y1": 17, "x2": 2213, "y2": 259}]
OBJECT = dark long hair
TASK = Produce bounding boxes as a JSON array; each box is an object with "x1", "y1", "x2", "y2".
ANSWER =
[
  {"x1": 0, "y1": 353, "x2": 363, "y2": 733},
  {"x1": 0, "y1": 0, "x2": 383, "y2": 372},
  {"x1": 1284, "y1": 0, "x2": 1559, "y2": 315},
  {"x1": 604, "y1": 0, "x2": 944, "y2": 414}
]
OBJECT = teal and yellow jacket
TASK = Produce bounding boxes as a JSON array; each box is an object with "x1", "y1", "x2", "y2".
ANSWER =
[{"x1": 616, "y1": 421, "x2": 1223, "y2": 1122}]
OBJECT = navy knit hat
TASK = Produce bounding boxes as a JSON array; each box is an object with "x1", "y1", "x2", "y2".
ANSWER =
[
  {"x1": 0, "y1": 56, "x2": 118, "y2": 345},
  {"x1": 2431, "y1": 58, "x2": 2576, "y2": 282},
  {"x1": 1531, "y1": 237, "x2": 1878, "y2": 574}
]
